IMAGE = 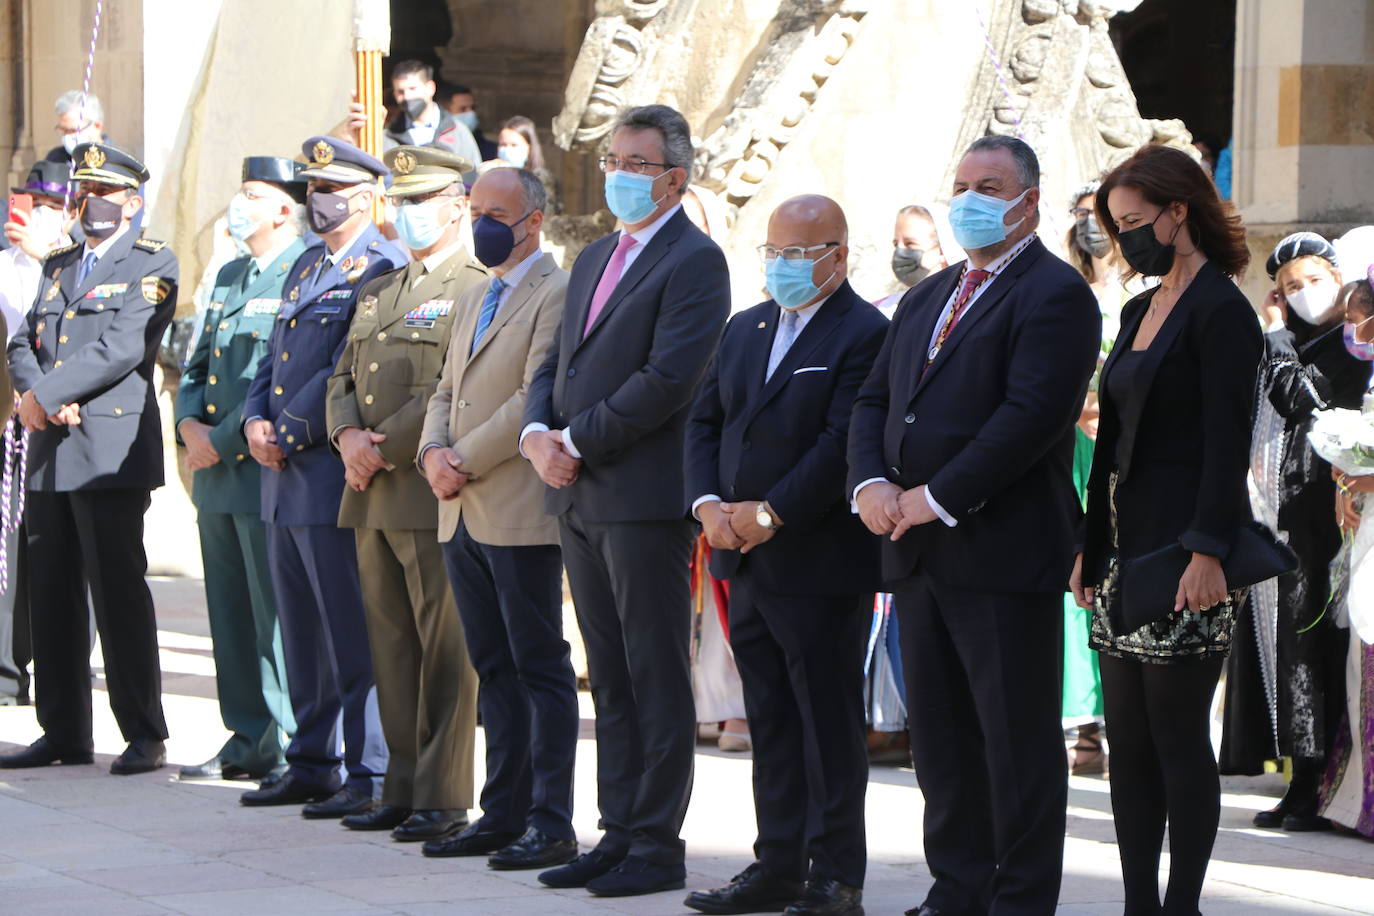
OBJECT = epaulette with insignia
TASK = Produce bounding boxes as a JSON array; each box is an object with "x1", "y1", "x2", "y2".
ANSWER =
[
  {"x1": 44, "y1": 242, "x2": 79, "y2": 262},
  {"x1": 134, "y1": 237, "x2": 168, "y2": 252}
]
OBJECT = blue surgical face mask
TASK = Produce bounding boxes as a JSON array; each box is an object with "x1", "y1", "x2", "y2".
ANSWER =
[
  {"x1": 226, "y1": 193, "x2": 261, "y2": 242},
  {"x1": 604, "y1": 169, "x2": 665, "y2": 225},
  {"x1": 765, "y1": 248, "x2": 837, "y2": 310},
  {"x1": 948, "y1": 187, "x2": 1030, "y2": 251},
  {"x1": 393, "y1": 196, "x2": 450, "y2": 251},
  {"x1": 455, "y1": 111, "x2": 479, "y2": 133},
  {"x1": 497, "y1": 144, "x2": 528, "y2": 168}
]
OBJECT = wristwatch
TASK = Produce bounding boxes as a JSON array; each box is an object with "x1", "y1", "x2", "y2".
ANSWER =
[{"x1": 755, "y1": 502, "x2": 779, "y2": 530}]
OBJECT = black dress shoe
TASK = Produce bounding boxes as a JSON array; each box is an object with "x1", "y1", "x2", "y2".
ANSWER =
[
  {"x1": 240, "y1": 773, "x2": 336, "y2": 807},
  {"x1": 1252, "y1": 806, "x2": 1287, "y2": 828},
  {"x1": 179, "y1": 756, "x2": 255, "y2": 781},
  {"x1": 488, "y1": 826, "x2": 578, "y2": 871},
  {"x1": 391, "y1": 808, "x2": 468, "y2": 842},
  {"x1": 302, "y1": 785, "x2": 375, "y2": 819},
  {"x1": 422, "y1": 822, "x2": 520, "y2": 857},
  {"x1": 342, "y1": 804, "x2": 411, "y2": 831},
  {"x1": 586, "y1": 854, "x2": 687, "y2": 897},
  {"x1": 110, "y1": 740, "x2": 166, "y2": 775},
  {"x1": 0, "y1": 736, "x2": 93, "y2": 768},
  {"x1": 783, "y1": 877, "x2": 863, "y2": 916},
  {"x1": 686, "y1": 861, "x2": 807, "y2": 914},
  {"x1": 538, "y1": 848, "x2": 624, "y2": 888},
  {"x1": 1283, "y1": 813, "x2": 1333, "y2": 832}
]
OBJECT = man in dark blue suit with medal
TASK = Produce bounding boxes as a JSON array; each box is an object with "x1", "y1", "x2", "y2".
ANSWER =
[{"x1": 239, "y1": 137, "x2": 403, "y2": 818}]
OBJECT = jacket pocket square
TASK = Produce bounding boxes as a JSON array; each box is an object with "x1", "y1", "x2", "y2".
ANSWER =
[{"x1": 792, "y1": 366, "x2": 828, "y2": 374}]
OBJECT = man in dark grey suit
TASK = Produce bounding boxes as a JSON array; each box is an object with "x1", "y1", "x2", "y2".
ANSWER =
[
  {"x1": 521, "y1": 104, "x2": 730, "y2": 898},
  {"x1": 1, "y1": 142, "x2": 178, "y2": 776}
]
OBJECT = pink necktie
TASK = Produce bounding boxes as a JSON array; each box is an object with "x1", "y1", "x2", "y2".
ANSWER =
[{"x1": 584, "y1": 233, "x2": 637, "y2": 338}]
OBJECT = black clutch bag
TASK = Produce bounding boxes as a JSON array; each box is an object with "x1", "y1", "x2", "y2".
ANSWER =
[{"x1": 1113, "y1": 522, "x2": 1298, "y2": 633}]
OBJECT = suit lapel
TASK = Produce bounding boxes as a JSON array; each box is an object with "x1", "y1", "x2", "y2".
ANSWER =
[
  {"x1": 566, "y1": 235, "x2": 616, "y2": 348},
  {"x1": 379, "y1": 261, "x2": 428, "y2": 331},
  {"x1": 744, "y1": 289, "x2": 851, "y2": 426},
  {"x1": 578, "y1": 209, "x2": 687, "y2": 348},
  {"x1": 469, "y1": 253, "x2": 554, "y2": 365},
  {"x1": 901, "y1": 267, "x2": 963, "y2": 404},
  {"x1": 912, "y1": 240, "x2": 1045, "y2": 400}
]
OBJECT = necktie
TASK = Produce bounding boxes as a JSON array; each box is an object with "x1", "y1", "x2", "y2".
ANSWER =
[
  {"x1": 77, "y1": 250, "x2": 98, "y2": 286},
  {"x1": 765, "y1": 309, "x2": 801, "y2": 381},
  {"x1": 471, "y1": 276, "x2": 507, "y2": 354},
  {"x1": 925, "y1": 267, "x2": 992, "y2": 368},
  {"x1": 583, "y1": 233, "x2": 637, "y2": 338},
  {"x1": 244, "y1": 263, "x2": 260, "y2": 287}
]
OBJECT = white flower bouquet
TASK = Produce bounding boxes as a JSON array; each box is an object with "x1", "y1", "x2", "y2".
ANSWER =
[{"x1": 1307, "y1": 406, "x2": 1374, "y2": 477}]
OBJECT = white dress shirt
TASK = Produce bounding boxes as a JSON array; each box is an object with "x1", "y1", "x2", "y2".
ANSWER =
[
  {"x1": 250, "y1": 236, "x2": 301, "y2": 278},
  {"x1": 852, "y1": 234, "x2": 1039, "y2": 527},
  {"x1": 519, "y1": 204, "x2": 684, "y2": 461},
  {"x1": 691, "y1": 291, "x2": 833, "y2": 520},
  {"x1": 0, "y1": 247, "x2": 43, "y2": 342}
]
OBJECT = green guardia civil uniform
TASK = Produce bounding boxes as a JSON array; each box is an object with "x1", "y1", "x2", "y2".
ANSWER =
[{"x1": 175, "y1": 230, "x2": 308, "y2": 776}]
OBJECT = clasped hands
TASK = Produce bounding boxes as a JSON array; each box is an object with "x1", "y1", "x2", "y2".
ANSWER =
[
  {"x1": 856, "y1": 481, "x2": 937, "y2": 541},
  {"x1": 525, "y1": 430, "x2": 580, "y2": 489},
  {"x1": 423, "y1": 446, "x2": 471, "y2": 501},
  {"x1": 338, "y1": 426, "x2": 391, "y2": 492},
  {"x1": 699, "y1": 500, "x2": 776, "y2": 554},
  {"x1": 178, "y1": 419, "x2": 221, "y2": 471},
  {"x1": 245, "y1": 418, "x2": 286, "y2": 472},
  {"x1": 17, "y1": 390, "x2": 79, "y2": 433}
]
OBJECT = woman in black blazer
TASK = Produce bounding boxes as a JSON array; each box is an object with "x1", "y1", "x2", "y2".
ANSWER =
[{"x1": 1069, "y1": 144, "x2": 1262, "y2": 916}]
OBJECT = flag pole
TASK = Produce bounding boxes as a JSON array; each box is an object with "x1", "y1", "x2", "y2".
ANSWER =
[{"x1": 353, "y1": 0, "x2": 390, "y2": 224}]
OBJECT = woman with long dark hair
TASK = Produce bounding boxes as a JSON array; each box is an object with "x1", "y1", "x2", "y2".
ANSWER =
[{"x1": 1070, "y1": 144, "x2": 1261, "y2": 915}]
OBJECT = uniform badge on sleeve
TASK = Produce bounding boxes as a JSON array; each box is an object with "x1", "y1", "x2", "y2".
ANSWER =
[{"x1": 141, "y1": 277, "x2": 173, "y2": 304}]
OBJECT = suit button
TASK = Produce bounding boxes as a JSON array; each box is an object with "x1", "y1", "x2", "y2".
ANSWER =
[
  {"x1": 236, "y1": 453, "x2": 245, "y2": 461},
  {"x1": 273, "y1": 385, "x2": 284, "y2": 396},
  {"x1": 279, "y1": 424, "x2": 287, "y2": 433},
  {"x1": 251, "y1": 330, "x2": 259, "y2": 339},
  {"x1": 209, "y1": 375, "x2": 218, "y2": 385},
  {"x1": 206, "y1": 404, "x2": 216, "y2": 414},
  {"x1": 286, "y1": 434, "x2": 295, "y2": 444},
  {"x1": 411, "y1": 331, "x2": 420, "y2": 339},
  {"x1": 214, "y1": 348, "x2": 221, "y2": 357},
  {"x1": 368, "y1": 362, "x2": 378, "y2": 372},
  {"x1": 364, "y1": 394, "x2": 374, "y2": 405},
  {"x1": 296, "y1": 444, "x2": 304, "y2": 452},
  {"x1": 53, "y1": 360, "x2": 62, "y2": 367},
  {"x1": 114, "y1": 407, "x2": 123, "y2": 415},
  {"x1": 58, "y1": 335, "x2": 68, "y2": 344},
  {"x1": 377, "y1": 332, "x2": 387, "y2": 341},
  {"x1": 567, "y1": 368, "x2": 576, "y2": 378},
  {"x1": 904, "y1": 413, "x2": 915, "y2": 424},
  {"x1": 890, "y1": 465, "x2": 901, "y2": 476},
  {"x1": 289, "y1": 319, "x2": 296, "y2": 328},
  {"x1": 65, "y1": 309, "x2": 75, "y2": 319},
  {"x1": 457, "y1": 399, "x2": 468, "y2": 409},
  {"x1": 281, "y1": 352, "x2": 290, "y2": 361},
  {"x1": 219, "y1": 321, "x2": 228, "y2": 330}
]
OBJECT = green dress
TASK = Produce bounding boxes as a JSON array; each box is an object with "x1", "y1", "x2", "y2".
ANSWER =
[{"x1": 1063, "y1": 426, "x2": 1103, "y2": 721}]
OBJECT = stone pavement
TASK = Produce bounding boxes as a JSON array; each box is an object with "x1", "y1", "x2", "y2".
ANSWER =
[{"x1": 1, "y1": 576, "x2": 1372, "y2": 915}]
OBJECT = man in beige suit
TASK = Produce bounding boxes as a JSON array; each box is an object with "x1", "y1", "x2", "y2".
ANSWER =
[
  {"x1": 416, "y1": 167, "x2": 579, "y2": 871},
  {"x1": 325, "y1": 145, "x2": 485, "y2": 842}
]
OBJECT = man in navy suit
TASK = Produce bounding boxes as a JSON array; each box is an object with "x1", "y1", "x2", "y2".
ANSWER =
[
  {"x1": 521, "y1": 105, "x2": 730, "y2": 897},
  {"x1": 848, "y1": 137, "x2": 1100, "y2": 916},
  {"x1": 684, "y1": 196, "x2": 885, "y2": 916},
  {"x1": 238, "y1": 137, "x2": 403, "y2": 818}
]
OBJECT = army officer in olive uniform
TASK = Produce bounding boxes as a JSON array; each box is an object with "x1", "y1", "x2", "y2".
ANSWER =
[
  {"x1": 240, "y1": 137, "x2": 403, "y2": 817},
  {"x1": 174, "y1": 156, "x2": 308, "y2": 782},
  {"x1": 325, "y1": 145, "x2": 485, "y2": 842},
  {"x1": 1, "y1": 143, "x2": 177, "y2": 776}
]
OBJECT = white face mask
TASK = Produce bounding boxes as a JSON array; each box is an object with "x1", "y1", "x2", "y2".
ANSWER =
[
  {"x1": 1286, "y1": 282, "x2": 1340, "y2": 325},
  {"x1": 25, "y1": 205, "x2": 67, "y2": 248}
]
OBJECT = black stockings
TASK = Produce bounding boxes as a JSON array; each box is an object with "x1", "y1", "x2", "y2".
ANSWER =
[{"x1": 1099, "y1": 652, "x2": 1225, "y2": 916}]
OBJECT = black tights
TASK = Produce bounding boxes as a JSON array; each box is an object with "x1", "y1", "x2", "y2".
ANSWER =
[{"x1": 1099, "y1": 652, "x2": 1226, "y2": 916}]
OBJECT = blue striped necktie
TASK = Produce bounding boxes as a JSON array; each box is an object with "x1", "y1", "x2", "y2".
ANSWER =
[
  {"x1": 77, "y1": 250, "x2": 98, "y2": 286},
  {"x1": 470, "y1": 276, "x2": 507, "y2": 355}
]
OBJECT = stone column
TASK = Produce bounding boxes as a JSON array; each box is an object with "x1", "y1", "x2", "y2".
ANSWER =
[{"x1": 1233, "y1": 0, "x2": 1374, "y2": 300}]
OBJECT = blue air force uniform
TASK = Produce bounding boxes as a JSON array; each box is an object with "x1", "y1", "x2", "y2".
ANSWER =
[{"x1": 240, "y1": 138, "x2": 403, "y2": 801}]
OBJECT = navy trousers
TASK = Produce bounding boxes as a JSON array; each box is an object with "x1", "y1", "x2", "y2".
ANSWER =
[
  {"x1": 266, "y1": 522, "x2": 386, "y2": 794},
  {"x1": 442, "y1": 521, "x2": 577, "y2": 840}
]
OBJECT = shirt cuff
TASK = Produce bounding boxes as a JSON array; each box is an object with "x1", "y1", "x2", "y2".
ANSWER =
[
  {"x1": 560, "y1": 427, "x2": 581, "y2": 459},
  {"x1": 851, "y1": 477, "x2": 888, "y2": 514},
  {"x1": 416, "y1": 442, "x2": 442, "y2": 473},
  {"x1": 1264, "y1": 320, "x2": 1286, "y2": 334},
  {"x1": 519, "y1": 422, "x2": 550, "y2": 459},
  {"x1": 330, "y1": 424, "x2": 357, "y2": 447},
  {"x1": 925, "y1": 486, "x2": 957, "y2": 528},
  {"x1": 691, "y1": 494, "x2": 721, "y2": 520}
]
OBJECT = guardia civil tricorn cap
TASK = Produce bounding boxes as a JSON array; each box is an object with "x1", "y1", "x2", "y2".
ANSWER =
[
  {"x1": 298, "y1": 136, "x2": 388, "y2": 184},
  {"x1": 383, "y1": 145, "x2": 472, "y2": 198},
  {"x1": 71, "y1": 142, "x2": 149, "y2": 189}
]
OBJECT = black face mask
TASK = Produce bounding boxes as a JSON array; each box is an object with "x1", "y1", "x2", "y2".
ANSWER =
[
  {"x1": 1074, "y1": 215, "x2": 1112, "y2": 260},
  {"x1": 472, "y1": 212, "x2": 532, "y2": 268},
  {"x1": 307, "y1": 190, "x2": 353, "y2": 234},
  {"x1": 891, "y1": 247, "x2": 929, "y2": 287},
  {"x1": 79, "y1": 195, "x2": 123, "y2": 241},
  {"x1": 1117, "y1": 211, "x2": 1179, "y2": 277},
  {"x1": 402, "y1": 97, "x2": 428, "y2": 120}
]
